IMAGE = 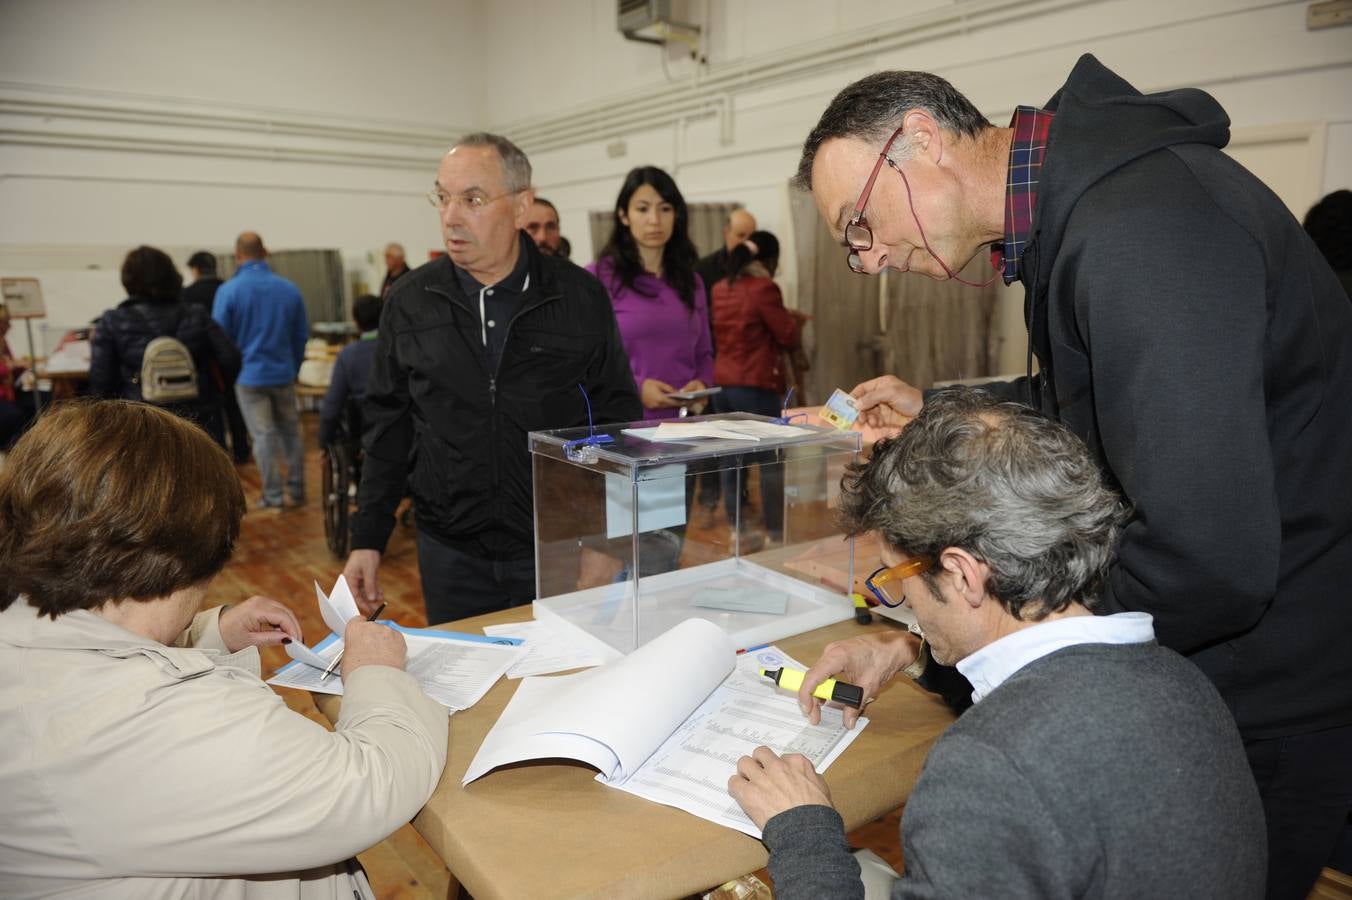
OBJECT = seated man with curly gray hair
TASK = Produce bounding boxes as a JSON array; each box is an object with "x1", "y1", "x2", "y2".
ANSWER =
[{"x1": 728, "y1": 388, "x2": 1266, "y2": 900}]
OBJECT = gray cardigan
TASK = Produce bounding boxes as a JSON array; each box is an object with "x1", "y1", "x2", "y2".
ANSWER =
[{"x1": 762, "y1": 641, "x2": 1266, "y2": 899}]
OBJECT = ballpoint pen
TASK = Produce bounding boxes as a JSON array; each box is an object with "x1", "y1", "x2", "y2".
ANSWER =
[{"x1": 321, "y1": 602, "x2": 386, "y2": 682}]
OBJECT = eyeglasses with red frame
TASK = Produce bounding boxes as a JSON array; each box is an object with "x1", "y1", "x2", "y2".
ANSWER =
[
  {"x1": 843, "y1": 126, "x2": 999, "y2": 287},
  {"x1": 864, "y1": 555, "x2": 936, "y2": 608}
]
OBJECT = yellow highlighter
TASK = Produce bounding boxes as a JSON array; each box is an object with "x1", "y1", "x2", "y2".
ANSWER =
[{"x1": 760, "y1": 666, "x2": 865, "y2": 709}]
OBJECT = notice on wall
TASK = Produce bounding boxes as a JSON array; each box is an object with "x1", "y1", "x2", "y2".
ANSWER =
[{"x1": 1, "y1": 278, "x2": 46, "y2": 319}]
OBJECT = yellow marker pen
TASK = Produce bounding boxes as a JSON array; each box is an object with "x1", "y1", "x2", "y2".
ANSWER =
[
  {"x1": 851, "y1": 592, "x2": 872, "y2": 624},
  {"x1": 760, "y1": 666, "x2": 865, "y2": 709}
]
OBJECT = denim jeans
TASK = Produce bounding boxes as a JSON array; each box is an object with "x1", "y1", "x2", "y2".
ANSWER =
[{"x1": 235, "y1": 383, "x2": 304, "y2": 506}]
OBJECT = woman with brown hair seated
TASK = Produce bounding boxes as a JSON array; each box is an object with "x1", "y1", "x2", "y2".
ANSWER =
[{"x1": 0, "y1": 400, "x2": 447, "y2": 899}]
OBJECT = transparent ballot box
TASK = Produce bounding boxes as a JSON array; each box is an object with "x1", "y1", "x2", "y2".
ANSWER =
[{"x1": 531, "y1": 413, "x2": 861, "y2": 654}]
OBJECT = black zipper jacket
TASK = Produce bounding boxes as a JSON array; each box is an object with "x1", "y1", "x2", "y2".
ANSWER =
[
  {"x1": 983, "y1": 54, "x2": 1352, "y2": 739},
  {"x1": 351, "y1": 236, "x2": 642, "y2": 560}
]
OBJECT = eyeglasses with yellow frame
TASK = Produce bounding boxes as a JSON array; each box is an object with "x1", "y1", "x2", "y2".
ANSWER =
[{"x1": 864, "y1": 555, "x2": 935, "y2": 608}]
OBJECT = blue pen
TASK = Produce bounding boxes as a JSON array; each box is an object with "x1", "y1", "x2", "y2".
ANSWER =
[{"x1": 737, "y1": 642, "x2": 770, "y2": 655}]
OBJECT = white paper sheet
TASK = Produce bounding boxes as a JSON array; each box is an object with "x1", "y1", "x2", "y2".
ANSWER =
[
  {"x1": 604, "y1": 463, "x2": 687, "y2": 539},
  {"x1": 624, "y1": 421, "x2": 817, "y2": 443},
  {"x1": 482, "y1": 619, "x2": 620, "y2": 678},
  {"x1": 463, "y1": 618, "x2": 734, "y2": 784}
]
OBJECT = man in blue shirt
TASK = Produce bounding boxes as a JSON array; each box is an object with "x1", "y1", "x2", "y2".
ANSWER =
[
  {"x1": 213, "y1": 232, "x2": 309, "y2": 511},
  {"x1": 318, "y1": 294, "x2": 381, "y2": 449}
]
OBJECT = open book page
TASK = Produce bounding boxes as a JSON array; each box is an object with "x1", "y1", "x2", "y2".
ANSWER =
[
  {"x1": 266, "y1": 576, "x2": 525, "y2": 712},
  {"x1": 463, "y1": 618, "x2": 735, "y2": 784},
  {"x1": 605, "y1": 645, "x2": 867, "y2": 838}
]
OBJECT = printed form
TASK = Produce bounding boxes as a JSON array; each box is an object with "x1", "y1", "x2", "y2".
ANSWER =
[
  {"x1": 267, "y1": 576, "x2": 524, "y2": 712},
  {"x1": 608, "y1": 645, "x2": 864, "y2": 838},
  {"x1": 464, "y1": 619, "x2": 866, "y2": 837}
]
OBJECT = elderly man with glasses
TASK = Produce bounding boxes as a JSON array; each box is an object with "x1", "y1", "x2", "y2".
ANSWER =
[
  {"x1": 729, "y1": 388, "x2": 1266, "y2": 900},
  {"x1": 344, "y1": 133, "x2": 640, "y2": 625},
  {"x1": 794, "y1": 56, "x2": 1352, "y2": 900}
]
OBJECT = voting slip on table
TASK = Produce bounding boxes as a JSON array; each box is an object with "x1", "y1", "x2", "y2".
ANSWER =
[{"x1": 314, "y1": 605, "x2": 956, "y2": 900}]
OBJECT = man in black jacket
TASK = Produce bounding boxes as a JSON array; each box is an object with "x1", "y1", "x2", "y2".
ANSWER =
[
  {"x1": 796, "y1": 56, "x2": 1352, "y2": 899},
  {"x1": 345, "y1": 133, "x2": 641, "y2": 625},
  {"x1": 184, "y1": 250, "x2": 250, "y2": 463}
]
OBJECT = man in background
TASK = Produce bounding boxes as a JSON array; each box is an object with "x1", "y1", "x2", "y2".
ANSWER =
[
  {"x1": 381, "y1": 242, "x2": 411, "y2": 297},
  {"x1": 690, "y1": 206, "x2": 757, "y2": 517},
  {"x1": 183, "y1": 251, "x2": 223, "y2": 309},
  {"x1": 318, "y1": 293, "x2": 381, "y2": 450},
  {"x1": 695, "y1": 206, "x2": 757, "y2": 310},
  {"x1": 1303, "y1": 189, "x2": 1352, "y2": 301},
  {"x1": 185, "y1": 250, "x2": 249, "y2": 463},
  {"x1": 213, "y1": 231, "x2": 309, "y2": 512},
  {"x1": 525, "y1": 196, "x2": 562, "y2": 256},
  {"x1": 344, "y1": 133, "x2": 640, "y2": 625}
]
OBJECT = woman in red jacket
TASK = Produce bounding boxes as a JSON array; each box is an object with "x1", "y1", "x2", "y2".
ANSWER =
[{"x1": 710, "y1": 231, "x2": 804, "y2": 542}]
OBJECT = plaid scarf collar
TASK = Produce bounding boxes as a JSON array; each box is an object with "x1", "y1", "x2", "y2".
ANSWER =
[{"x1": 990, "y1": 105, "x2": 1055, "y2": 285}]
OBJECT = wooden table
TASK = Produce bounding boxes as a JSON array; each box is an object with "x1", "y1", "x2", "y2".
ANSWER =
[{"x1": 316, "y1": 607, "x2": 955, "y2": 900}]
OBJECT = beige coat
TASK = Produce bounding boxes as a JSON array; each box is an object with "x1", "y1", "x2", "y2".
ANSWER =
[{"x1": 0, "y1": 601, "x2": 449, "y2": 899}]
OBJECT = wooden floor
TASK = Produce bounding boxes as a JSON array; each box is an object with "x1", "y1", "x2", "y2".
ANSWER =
[{"x1": 213, "y1": 413, "x2": 1348, "y2": 900}]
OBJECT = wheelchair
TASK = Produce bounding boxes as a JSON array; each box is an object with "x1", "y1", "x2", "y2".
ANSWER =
[{"x1": 321, "y1": 402, "x2": 363, "y2": 559}]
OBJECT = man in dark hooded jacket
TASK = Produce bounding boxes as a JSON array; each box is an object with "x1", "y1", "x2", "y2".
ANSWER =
[{"x1": 794, "y1": 55, "x2": 1352, "y2": 900}]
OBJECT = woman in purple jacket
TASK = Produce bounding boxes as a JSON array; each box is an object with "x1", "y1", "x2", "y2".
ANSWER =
[{"x1": 587, "y1": 166, "x2": 713, "y2": 421}]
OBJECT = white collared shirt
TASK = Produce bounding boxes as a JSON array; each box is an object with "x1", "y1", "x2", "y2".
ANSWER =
[{"x1": 956, "y1": 611, "x2": 1155, "y2": 703}]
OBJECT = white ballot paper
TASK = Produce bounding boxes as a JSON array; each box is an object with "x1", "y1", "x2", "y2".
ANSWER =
[
  {"x1": 267, "y1": 576, "x2": 526, "y2": 712},
  {"x1": 463, "y1": 618, "x2": 867, "y2": 837},
  {"x1": 482, "y1": 618, "x2": 621, "y2": 678},
  {"x1": 624, "y1": 420, "x2": 817, "y2": 444}
]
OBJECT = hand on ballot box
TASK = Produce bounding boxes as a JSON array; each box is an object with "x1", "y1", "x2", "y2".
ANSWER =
[
  {"x1": 727, "y1": 745, "x2": 836, "y2": 832},
  {"x1": 799, "y1": 631, "x2": 923, "y2": 729}
]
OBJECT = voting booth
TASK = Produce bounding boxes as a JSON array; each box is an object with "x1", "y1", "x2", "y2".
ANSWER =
[{"x1": 530, "y1": 413, "x2": 861, "y2": 653}]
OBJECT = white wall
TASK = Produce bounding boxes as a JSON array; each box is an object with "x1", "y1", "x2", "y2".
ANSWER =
[
  {"x1": 2, "y1": 0, "x2": 1350, "y2": 366},
  {"x1": 486, "y1": 0, "x2": 1352, "y2": 371},
  {"x1": 0, "y1": 0, "x2": 484, "y2": 354}
]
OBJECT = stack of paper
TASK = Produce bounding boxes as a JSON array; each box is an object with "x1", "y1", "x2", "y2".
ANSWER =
[
  {"x1": 268, "y1": 576, "x2": 526, "y2": 712},
  {"x1": 482, "y1": 618, "x2": 622, "y2": 678},
  {"x1": 624, "y1": 420, "x2": 817, "y2": 444},
  {"x1": 463, "y1": 618, "x2": 866, "y2": 837}
]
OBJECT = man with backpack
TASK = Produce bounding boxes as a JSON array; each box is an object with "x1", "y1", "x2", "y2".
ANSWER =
[{"x1": 213, "y1": 232, "x2": 309, "y2": 512}]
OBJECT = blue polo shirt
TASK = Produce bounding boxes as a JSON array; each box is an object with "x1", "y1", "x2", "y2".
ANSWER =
[{"x1": 213, "y1": 260, "x2": 309, "y2": 387}]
